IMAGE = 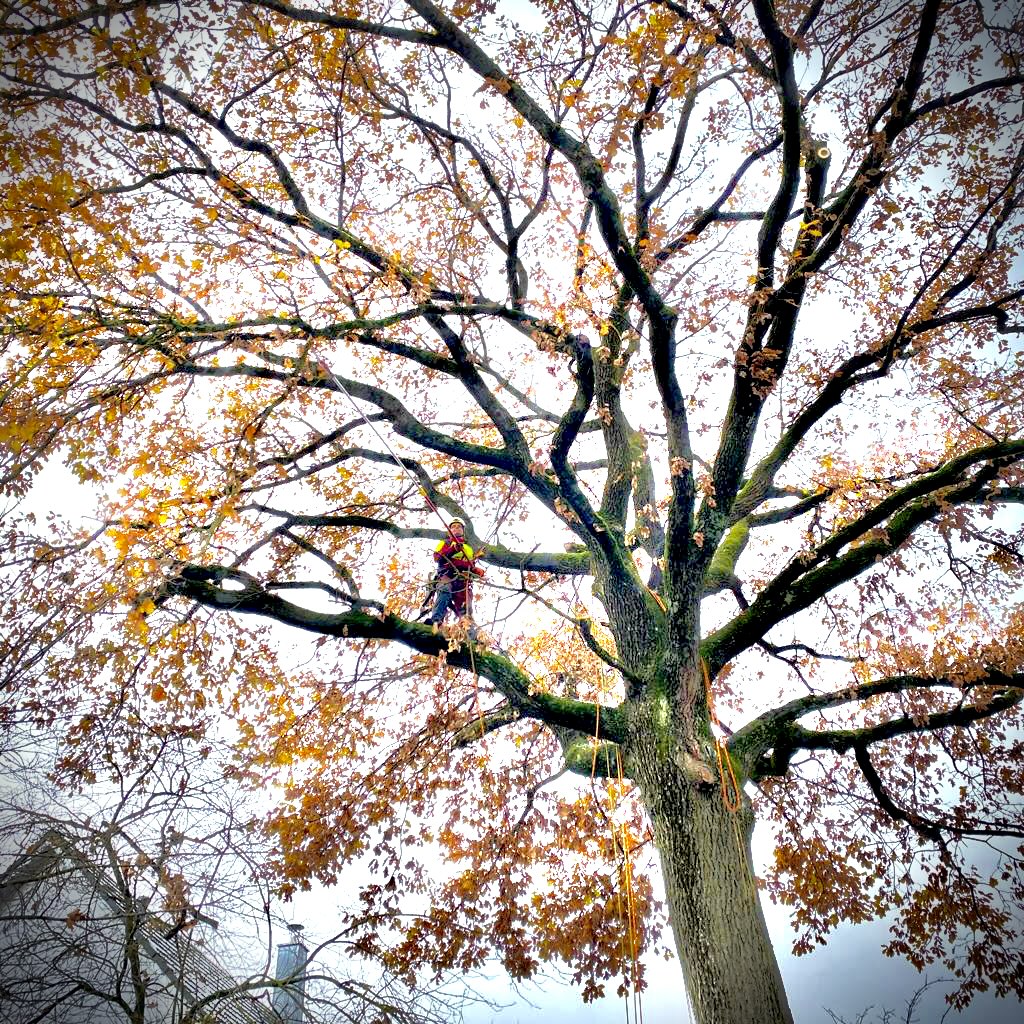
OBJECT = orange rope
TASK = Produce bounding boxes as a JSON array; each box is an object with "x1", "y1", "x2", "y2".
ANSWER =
[
  {"x1": 701, "y1": 658, "x2": 742, "y2": 813},
  {"x1": 323, "y1": 354, "x2": 650, "y2": 1009},
  {"x1": 603, "y1": 747, "x2": 631, "y2": 1024},
  {"x1": 592, "y1": 714, "x2": 643, "y2": 1024},
  {"x1": 616, "y1": 748, "x2": 644, "y2": 1024},
  {"x1": 467, "y1": 637, "x2": 485, "y2": 739},
  {"x1": 699, "y1": 661, "x2": 763, "y2": 981}
]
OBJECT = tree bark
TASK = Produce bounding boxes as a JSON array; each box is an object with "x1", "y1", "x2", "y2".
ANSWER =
[{"x1": 631, "y1": 736, "x2": 794, "y2": 1024}]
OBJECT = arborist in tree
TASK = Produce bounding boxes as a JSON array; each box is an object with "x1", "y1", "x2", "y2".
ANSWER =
[{"x1": 421, "y1": 519, "x2": 485, "y2": 632}]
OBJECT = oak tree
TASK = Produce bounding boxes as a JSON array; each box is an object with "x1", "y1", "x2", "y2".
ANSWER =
[{"x1": 2, "y1": 2, "x2": 1024, "y2": 1022}]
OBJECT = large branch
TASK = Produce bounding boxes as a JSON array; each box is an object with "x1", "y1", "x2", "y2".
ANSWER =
[
  {"x1": 594, "y1": 289, "x2": 638, "y2": 528},
  {"x1": 245, "y1": 504, "x2": 593, "y2": 574},
  {"x1": 658, "y1": 134, "x2": 784, "y2": 256},
  {"x1": 246, "y1": 0, "x2": 443, "y2": 45},
  {"x1": 854, "y1": 744, "x2": 1024, "y2": 842},
  {"x1": 400, "y1": 0, "x2": 690, "y2": 490},
  {"x1": 422, "y1": 314, "x2": 531, "y2": 464},
  {"x1": 733, "y1": 289, "x2": 1024, "y2": 521},
  {"x1": 667, "y1": 2, "x2": 828, "y2": 619},
  {"x1": 148, "y1": 77, "x2": 468, "y2": 299},
  {"x1": 729, "y1": 670, "x2": 1024, "y2": 775},
  {"x1": 702, "y1": 0, "x2": 947, "y2": 544},
  {"x1": 908, "y1": 71, "x2": 1024, "y2": 128},
  {"x1": 17, "y1": 63, "x2": 474, "y2": 310},
  {"x1": 165, "y1": 356, "x2": 523, "y2": 474},
  {"x1": 163, "y1": 564, "x2": 626, "y2": 743},
  {"x1": 370, "y1": 88, "x2": 548, "y2": 307},
  {"x1": 400, "y1": 1, "x2": 664, "y2": 317},
  {"x1": 705, "y1": 440, "x2": 1024, "y2": 672},
  {"x1": 750, "y1": 0, "x2": 803, "y2": 285},
  {"x1": 701, "y1": 143, "x2": 831, "y2": 552},
  {"x1": 0, "y1": 0, "x2": 175, "y2": 36},
  {"x1": 778, "y1": 688, "x2": 1024, "y2": 764},
  {"x1": 802, "y1": 0, "x2": 943, "y2": 274}
]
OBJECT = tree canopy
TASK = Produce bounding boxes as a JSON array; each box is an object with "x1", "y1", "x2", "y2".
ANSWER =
[{"x1": 2, "y1": 2, "x2": 1023, "y2": 1022}]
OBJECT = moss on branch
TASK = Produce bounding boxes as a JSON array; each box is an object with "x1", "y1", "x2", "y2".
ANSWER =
[
  {"x1": 164, "y1": 564, "x2": 627, "y2": 743},
  {"x1": 730, "y1": 673, "x2": 1024, "y2": 781}
]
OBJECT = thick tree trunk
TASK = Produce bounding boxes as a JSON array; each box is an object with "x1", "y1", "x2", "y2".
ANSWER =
[{"x1": 634, "y1": 754, "x2": 794, "y2": 1024}]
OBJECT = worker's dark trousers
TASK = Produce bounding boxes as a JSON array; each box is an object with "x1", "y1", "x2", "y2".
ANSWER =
[
  {"x1": 426, "y1": 578, "x2": 458, "y2": 624},
  {"x1": 426, "y1": 578, "x2": 477, "y2": 638}
]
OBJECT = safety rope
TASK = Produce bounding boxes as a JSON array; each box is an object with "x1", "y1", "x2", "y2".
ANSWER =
[
  {"x1": 701, "y1": 658, "x2": 742, "y2": 813},
  {"x1": 315, "y1": 357, "x2": 453, "y2": 530},
  {"x1": 314, "y1": 354, "x2": 501, "y2": 755},
  {"x1": 615, "y1": 747, "x2": 644, "y2": 1024},
  {"x1": 601, "y1": 743, "x2": 632, "y2": 1024},
  {"x1": 700, "y1": 655, "x2": 762, "y2": 998},
  {"x1": 592, "y1": 700, "x2": 644, "y2": 1024},
  {"x1": 320, "y1": 349, "x2": 655, "y2": 1022}
]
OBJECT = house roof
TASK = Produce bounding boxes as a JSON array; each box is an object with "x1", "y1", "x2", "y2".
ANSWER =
[{"x1": 0, "y1": 829, "x2": 281, "y2": 1024}]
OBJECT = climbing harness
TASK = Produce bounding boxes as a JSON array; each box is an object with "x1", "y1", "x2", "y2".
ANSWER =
[{"x1": 421, "y1": 527, "x2": 485, "y2": 627}]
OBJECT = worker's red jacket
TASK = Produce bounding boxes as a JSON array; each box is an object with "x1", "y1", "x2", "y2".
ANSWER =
[{"x1": 433, "y1": 539, "x2": 484, "y2": 582}]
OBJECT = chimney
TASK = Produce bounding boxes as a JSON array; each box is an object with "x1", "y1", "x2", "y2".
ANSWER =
[{"x1": 271, "y1": 923, "x2": 308, "y2": 1023}]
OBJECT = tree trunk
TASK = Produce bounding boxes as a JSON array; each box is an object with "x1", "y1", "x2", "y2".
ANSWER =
[{"x1": 634, "y1": 753, "x2": 794, "y2": 1024}]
